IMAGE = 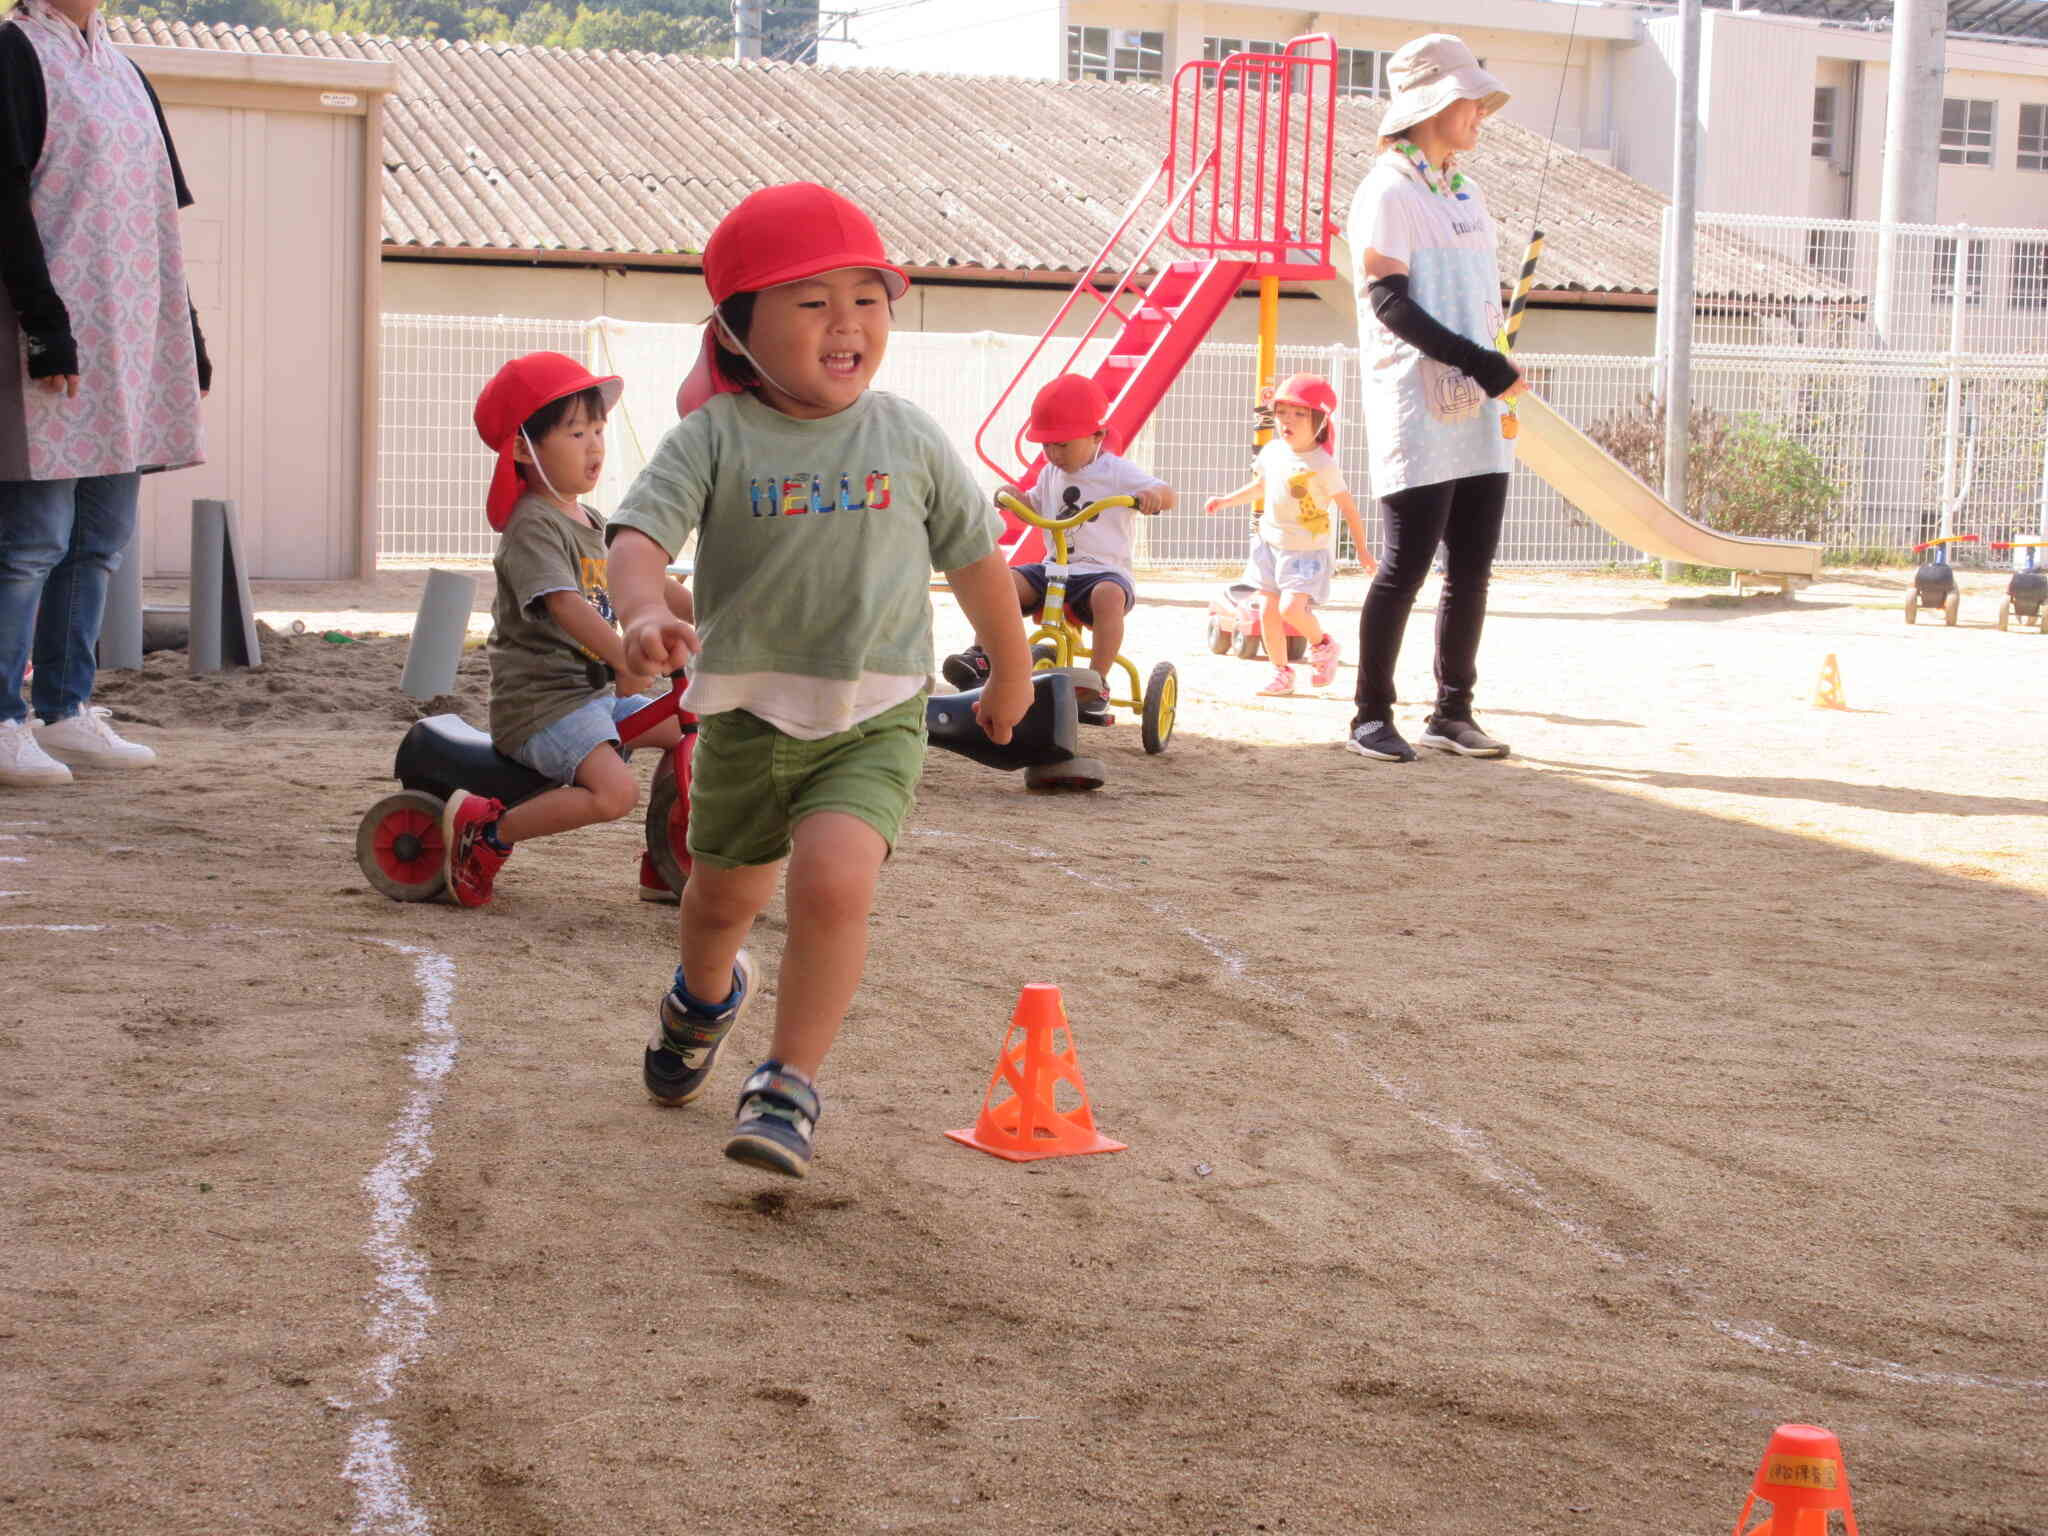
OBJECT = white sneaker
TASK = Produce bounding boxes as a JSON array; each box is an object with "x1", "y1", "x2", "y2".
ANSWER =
[
  {"x1": 0, "y1": 718, "x2": 73, "y2": 785},
  {"x1": 35, "y1": 706, "x2": 157, "y2": 769}
]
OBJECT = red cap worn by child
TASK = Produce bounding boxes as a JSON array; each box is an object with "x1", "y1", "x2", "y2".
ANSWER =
[
  {"x1": 1271, "y1": 372, "x2": 1339, "y2": 452},
  {"x1": 1025, "y1": 373, "x2": 1111, "y2": 444},
  {"x1": 675, "y1": 182, "x2": 910, "y2": 419},
  {"x1": 474, "y1": 351, "x2": 623, "y2": 530}
]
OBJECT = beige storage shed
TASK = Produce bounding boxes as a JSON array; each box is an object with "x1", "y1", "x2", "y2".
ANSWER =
[{"x1": 113, "y1": 42, "x2": 395, "y2": 580}]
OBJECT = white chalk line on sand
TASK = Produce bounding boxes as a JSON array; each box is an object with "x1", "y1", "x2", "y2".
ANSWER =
[
  {"x1": 913, "y1": 827, "x2": 2044, "y2": 1395},
  {"x1": 22, "y1": 922, "x2": 455, "y2": 1528},
  {"x1": 331, "y1": 940, "x2": 457, "y2": 1536}
]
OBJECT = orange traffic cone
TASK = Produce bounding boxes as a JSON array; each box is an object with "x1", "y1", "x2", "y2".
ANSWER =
[
  {"x1": 1813, "y1": 654, "x2": 1847, "y2": 711},
  {"x1": 946, "y1": 984, "x2": 1126, "y2": 1162},
  {"x1": 1731, "y1": 1424, "x2": 1859, "y2": 1536}
]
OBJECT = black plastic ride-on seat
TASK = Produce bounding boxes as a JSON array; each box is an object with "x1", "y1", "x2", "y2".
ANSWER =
[
  {"x1": 926, "y1": 671, "x2": 1079, "y2": 772},
  {"x1": 395, "y1": 714, "x2": 557, "y2": 806}
]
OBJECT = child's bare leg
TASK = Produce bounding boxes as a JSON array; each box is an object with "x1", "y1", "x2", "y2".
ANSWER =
[
  {"x1": 1281, "y1": 591, "x2": 1326, "y2": 646},
  {"x1": 678, "y1": 858, "x2": 781, "y2": 1004},
  {"x1": 766, "y1": 811, "x2": 888, "y2": 1079},
  {"x1": 1086, "y1": 584, "x2": 1128, "y2": 695},
  {"x1": 495, "y1": 743, "x2": 638, "y2": 843},
  {"x1": 1258, "y1": 588, "x2": 1289, "y2": 665},
  {"x1": 1010, "y1": 568, "x2": 1038, "y2": 612}
]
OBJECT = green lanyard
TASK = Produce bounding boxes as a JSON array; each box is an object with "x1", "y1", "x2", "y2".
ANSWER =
[{"x1": 1396, "y1": 140, "x2": 1469, "y2": 201}]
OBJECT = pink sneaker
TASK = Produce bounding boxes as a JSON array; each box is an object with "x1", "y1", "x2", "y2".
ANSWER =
[
  {"x1": 1256, "y1": 665, "x2": 1295, "y2": 697},
  {"x1": 1308, "y1": 634, "x2": 1341, "y2": 688}
]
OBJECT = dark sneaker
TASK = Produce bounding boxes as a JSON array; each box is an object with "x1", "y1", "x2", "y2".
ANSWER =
[
  {"x1": 443, "y1": 790, "x2": 510, "y2": 906},
  {"x1": 643, "y1": 950, "x2": 754, "y2": 1106},
  {"x1": 941, "y1": 644, "x2": 991, "y2": 691},
  {"x1": 724, "y1": 1062, "x2": 821, "y2": 1178},
  {"x1": 1346, "y1": 719, "x2": 1416, "y2": 763},
  {"x1": 1420, "y1": 716, "x2": 1510, "y2": 758}
]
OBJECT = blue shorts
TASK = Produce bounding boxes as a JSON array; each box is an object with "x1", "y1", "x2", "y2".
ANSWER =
[
  {"x1": 1015, "y1": 564, "x2": 1136, "y2": 625},
  {"x1": 1243, "y1": 542, "x2": 1331, "y2": 605},
  {"x1": 509, "y1": 692, "x2": 657, "y2": 783}
]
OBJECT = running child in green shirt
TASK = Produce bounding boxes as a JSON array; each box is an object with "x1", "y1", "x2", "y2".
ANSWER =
[{"x1": 604, "y1": 183, "x2": 1033, "y2": 1179}]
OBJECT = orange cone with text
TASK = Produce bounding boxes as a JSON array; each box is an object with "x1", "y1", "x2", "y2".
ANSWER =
[
  {"x1": 1813, "y1": 653, "x2": 1847, "y2": 710},
  {"x1": 1731, "y1": 1424, "x2": 1859, "y2": 1536},
  {"x1": 947, "y1": 984, "x2": 1126, "y2": 1162}
]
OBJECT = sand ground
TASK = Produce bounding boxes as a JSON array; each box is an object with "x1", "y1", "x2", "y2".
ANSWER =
[{"x1": 3, "y1": 565, "x2": 2042, "y2": 1535}]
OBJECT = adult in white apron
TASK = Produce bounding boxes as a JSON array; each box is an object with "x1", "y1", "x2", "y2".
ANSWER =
[
  {"x1": 1346, "y1": 35, "x2": 1524, "y2": 765},
  {"x1": 0, "y1": 0, "x2": 208, "y2": 785}
]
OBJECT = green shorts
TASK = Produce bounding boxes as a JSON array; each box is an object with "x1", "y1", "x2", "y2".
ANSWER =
[{"x1": 686, "y1": 693, "x2": 928, "y2": 870}]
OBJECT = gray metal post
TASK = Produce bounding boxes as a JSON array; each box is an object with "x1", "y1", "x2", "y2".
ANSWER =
[
  {"x1": 189, "y1": 499, "x2": 224, "y2": 676},
  {"x1": 98, "y1": 526, "x2": 144, "y2": 671},
  {"x1": 732, "y1": 0, "x2": 763, "y2": 58},
  {"x1": 399, "y1": 568, "x2": 477, "y2": 701},
  {"x1": 1660, "y1": 0, "x2": 1701, "y2": 583}
]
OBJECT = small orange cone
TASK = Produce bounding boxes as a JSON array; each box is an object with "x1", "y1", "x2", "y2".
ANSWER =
[
  {"x1": 947, "y1": 984, "x2": 1126, "y2": 1162},
  {"x1": 1813, "y1": 653, "x2": 1847, "y2": 710},
  {"x1": 1731, "y1": 1424, "x2": 1859, "y2": 1536}
]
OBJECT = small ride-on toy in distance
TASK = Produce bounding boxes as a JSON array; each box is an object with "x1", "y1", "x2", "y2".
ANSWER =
[
  {"x1": 1205, "y1": 581, "x2": 1310, "y2": 662},
  {"x1": 1990, "y1": 539, "x2": 2048, "y2": 632},
  {"x1": 355, "y1": 688, "x2": 695, "y2": 904},
  {"x1": 1905, "y1": 534, "x2": 1979, "y2": 626},
  {"x1": 995, "y1": 489, "x2": 1176, "y2": 791}
]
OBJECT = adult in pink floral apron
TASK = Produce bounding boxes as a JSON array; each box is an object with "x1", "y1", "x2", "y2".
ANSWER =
[{"x1": 0, "y1": 0, "x2": 208, "y2": 786}]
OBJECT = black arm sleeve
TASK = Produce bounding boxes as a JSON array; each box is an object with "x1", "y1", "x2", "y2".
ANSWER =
[
  {"x1": 1368, "y1": 273, "x2": 1519, "y2": 399},
  {"x1": 135, "y1": 65, "x2": 194, "y2": 209},
  {"x1": 0, "y1": 24, "x2": 75, "y2": 378}
]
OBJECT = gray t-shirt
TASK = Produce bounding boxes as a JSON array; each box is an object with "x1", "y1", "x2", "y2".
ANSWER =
[
  {"x1": 487, "y1": 493, "x2": 614, "y2": 751},
  {"x1": 609, "y1": 390, "x2": 1000, "y2": 685}
]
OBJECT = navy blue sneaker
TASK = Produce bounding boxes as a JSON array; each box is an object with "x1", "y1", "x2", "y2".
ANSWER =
[
  {"x1": 1420, "y1": 715, "x2": 1510, "y2": 758},
  {"x1": 1346, "y1": 719, "x2": 1416, "y2": 763},
  {"x1": 724, "y1": 1062, "x2": 821, "y2": 1178},
  {"x1": 643, "y1": 950, "x2": 753, "y2": 1107}
]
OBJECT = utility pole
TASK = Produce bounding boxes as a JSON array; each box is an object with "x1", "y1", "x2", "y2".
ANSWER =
[
  {"x1": 1660, "y1": 0, "x2": 1701, "y2": 581},
  {"x1": 733, "y1": 0, "x2": 764, "y2": 59}
]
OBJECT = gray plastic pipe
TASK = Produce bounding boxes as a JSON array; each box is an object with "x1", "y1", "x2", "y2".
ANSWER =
[{"x1": 400, "y1": 568, "x2": 477, "y2": 700}]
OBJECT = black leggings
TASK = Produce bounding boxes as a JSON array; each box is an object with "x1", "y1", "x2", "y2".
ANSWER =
[{"x1": 1352, "y1": 472, "x2": 1509, "y2": 727}]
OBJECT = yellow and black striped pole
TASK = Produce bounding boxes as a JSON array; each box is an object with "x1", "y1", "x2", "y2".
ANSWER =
[{"x1": 1497, "y1": 229, "x2": 1543, "y2": 440}]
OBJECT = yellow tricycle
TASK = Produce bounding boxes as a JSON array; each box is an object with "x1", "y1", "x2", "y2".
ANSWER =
[{"x1": 996, "y1": 491, "x2": 1177, "y2": 789}]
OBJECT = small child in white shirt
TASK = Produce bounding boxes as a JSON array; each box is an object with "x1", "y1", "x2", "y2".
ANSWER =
[
  {"x1": 943, "y1": 374, "x2": 1174, "y2": 702},
  {"x1": 1204, "y1": 373, "x2": 1371, "y2": 696}
]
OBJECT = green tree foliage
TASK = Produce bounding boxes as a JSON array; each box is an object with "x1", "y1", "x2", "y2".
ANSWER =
[{"x1": 106, "y1": 0, "x2": 819, "y2": 57}]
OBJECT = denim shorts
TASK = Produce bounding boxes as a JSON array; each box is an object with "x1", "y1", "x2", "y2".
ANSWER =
[
  {"x1": 687, "y1": 693, "x2": 926, "y2": 870},
  {"x1": 508, "y1": 692, "x2": 658, "y2": 783},
  {"x1": 1243, "y1": 541, "x2": 1331, "y2": 605}
]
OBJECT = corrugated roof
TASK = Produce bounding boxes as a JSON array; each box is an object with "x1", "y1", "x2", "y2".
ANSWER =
[
  {"x1": 106, "y1": 20, "x2": 1847, "y2": 302},
  {"x1": 1699, "y1": 0, "x2": 2048, "y2": 43}
]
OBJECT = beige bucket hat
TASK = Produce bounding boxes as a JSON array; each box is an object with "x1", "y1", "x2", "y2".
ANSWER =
[{"x1": 1379, "y1": 34, "x2": 1510, "y2": 137}]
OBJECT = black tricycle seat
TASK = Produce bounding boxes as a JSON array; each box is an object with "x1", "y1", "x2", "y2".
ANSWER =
[
  {"x1": 1914, "y1": 561, "x2": 1957, "y2": 596},
  {"x1": 395, "y1": 714, "x2": 556, "y2": 806},
  {"x1": 927, "y1": 671, "x2": 1078, "y2": 771}
]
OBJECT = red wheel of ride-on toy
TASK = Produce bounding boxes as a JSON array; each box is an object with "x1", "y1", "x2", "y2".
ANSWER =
[
  {"x1": 356, "y1": 790, "x2": 449, "y2": 902},
  {"x1": 643, "y1": 736, "x2": 695, "y2": 897}
]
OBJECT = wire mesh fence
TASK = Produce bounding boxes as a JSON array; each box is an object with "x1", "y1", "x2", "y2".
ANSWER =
[{"x1": 381, "y1": 309, "x2": 2048, "y2": 572}]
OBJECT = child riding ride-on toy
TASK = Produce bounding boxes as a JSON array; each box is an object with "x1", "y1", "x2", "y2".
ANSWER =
[
  {"x1": 991, "y1": 489, "x2": 1176, "y2": 790},
  {"x1": 355, "y1": 686, "x2": 695, "y2": 904}
]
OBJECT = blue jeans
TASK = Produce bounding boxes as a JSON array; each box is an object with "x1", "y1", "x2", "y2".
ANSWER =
[{"x1": 0, "y1": 473, "x2": 142, "y2": 726}]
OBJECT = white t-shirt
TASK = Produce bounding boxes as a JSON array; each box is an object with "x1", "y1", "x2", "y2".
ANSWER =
[
  {"x1": 1348, "y1": 149, "x2": 1513, "y2": 499},
  {"x1": 1255, "y1": 438, "x2": 1348, "y2": 552},
  {"x1": 1028, "y1": 449, "x2": 1166, "y2": 574}
]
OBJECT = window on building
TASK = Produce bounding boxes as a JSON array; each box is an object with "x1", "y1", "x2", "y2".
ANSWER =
[
  {"x1": 1202, "y1": 34, "x2": 1283, "y2": 90},
  {"x1": 1940, "y1": 98, "x2": 1994, "y2": 166},
  {"x1": 1805, "y1": 226, "x2": 1851, "y2": 284},
  {"x1": 1812, "y1": 86, "x2": 1838, "y2": 160},
  {"x1": 2020, "y1": 104, "x2": 2048, "y2": 173},
  {"x1": 2012, "y1": 242, "x2": 2048, "y2": 309},
  {"x1": 1334, "y1": 47, "x2": 1392, "y2": 99},
  {"x1": 1933, "y1": 237, "x2": 1987, "y2": 305},
  {"x1": 1067, "y1": 26, "x2": 1163, "y2": 84}
]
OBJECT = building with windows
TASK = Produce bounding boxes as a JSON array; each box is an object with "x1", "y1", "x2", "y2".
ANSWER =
[{"x1": 820, "y1": 1, "x2": 2048, "y2": 225}]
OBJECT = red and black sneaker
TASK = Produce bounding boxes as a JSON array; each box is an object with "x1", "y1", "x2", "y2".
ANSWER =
[
  {"x1": 442, "y1": 789, "x2": 510, "y2": 907},
  {"x1": 940, "y1": 644, "x2": 991, "y2": 691}
]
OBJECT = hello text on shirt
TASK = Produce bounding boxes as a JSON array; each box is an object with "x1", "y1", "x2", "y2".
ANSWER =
[{"x1": 746, "y1": 471, "x2": 895, "y2": 516}]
